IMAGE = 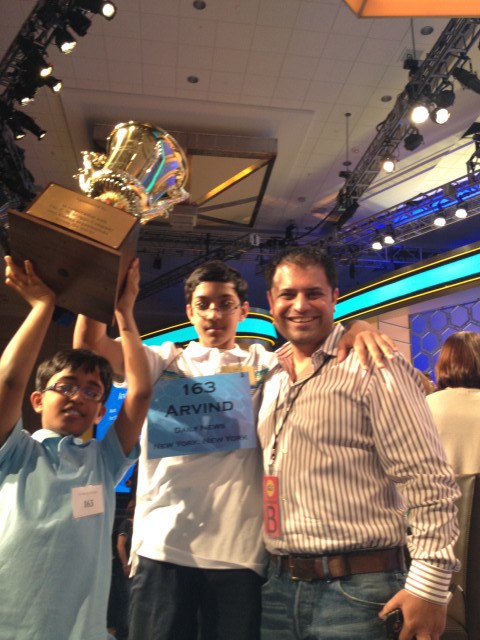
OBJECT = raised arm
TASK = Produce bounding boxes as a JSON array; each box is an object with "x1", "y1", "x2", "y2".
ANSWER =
[
  {"x1": 112, "y1": 258, "x2": 152, "y2": 455},
  {"x1": 0, "y1": 257, "x2": 55, "y2": 447},
  {"x1": 73, "y1": 315, "x2": 125, "y2": 376},
  {"x1": 337, "y1": 319, "x2": 398, "y2": 369}
]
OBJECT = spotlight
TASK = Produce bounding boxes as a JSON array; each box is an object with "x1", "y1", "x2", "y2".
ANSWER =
[
  {"x1": 102, "y1": 1, "x2": 117, "y2": 19},
  {"x1": 336, "y1": 199, "x2": 359, "y2": 229},
  {"x1": 37, "y1": 3, "x2": 58, "y2": 28},
  {"x1": 12, "y1": 111, "x2": 46, "y2": 140},
  {"x1": 43, "y1": 76, "x2": 62, "y2": 93},
  {"x1": 403, "y1": 57, "x2": 420, "y2": 75},
  {"x1": 452, "y1": 66, "x2": 480, "y2": 95},
  {"x1": 25, "y1": 53, "x2": 53, "y2": 79},
  {"x1": 75, "y1": 0, "x2": 117, "y2": 19},
  {"x1": 435, "y1": 84, "x2": 455, "y2": 109},
  {"x1": 430, "y1": 106, "x2": 451, "y2": 125},
  {"x1": 372, "y1": 236, "x2": 383, "y2": 251},
  {"x1": 410, "y1": 102, "x2": 430, "y2": 125},
  {"x1": 433, "y1": 214, "x2": 446, "y2": 227},
  {"x1": 455, "y1": 203, "x2": 468, "y2": 219},
  {"x1": 8, "y1": 119, "x2": 25, "y2": 140},
  {"x1": 404, "y1": 128, "x2": 424, "y2": 151},
  {"x1": 12, "y1": 83, "x2": 37, "y2": 106},
  {"x1": 430, "y1": 84, "x2": 455, "y2": 124},
  {"x1": 67, "y1": 9, "x2": 92, "y2": 36},
  {"x1": 54, "y1": 27, "x2": 77, "y2": 54},
  {"x1": 381, "y1": 155, "x2": 396, "y2": 173},
  {"x1": 382, "y1": 228, "x2": 395, "y2": 245}
]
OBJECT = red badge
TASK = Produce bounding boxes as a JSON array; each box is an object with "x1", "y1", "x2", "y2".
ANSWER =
[{"x1": 263, "y1": 475, "x2": 281, "y2": 537}]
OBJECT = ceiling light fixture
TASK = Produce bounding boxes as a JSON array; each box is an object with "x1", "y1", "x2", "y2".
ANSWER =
[
  {"x1": 455, "y1": 203, "x2": 468, "y2": 219},
  {"x1": 371, "y1": 236, "x2": 383, "y2": 251},
  {"x1": 404, "y1": 128, "x2": 424, "y2": 151},
  {"x1": 433, "y1": 214, "x2": 446, "y2": 227}
]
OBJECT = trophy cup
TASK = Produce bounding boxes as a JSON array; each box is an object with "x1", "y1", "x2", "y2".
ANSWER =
[{"x1": 8, "y1": 121, "x2": 189, "y2": 323}]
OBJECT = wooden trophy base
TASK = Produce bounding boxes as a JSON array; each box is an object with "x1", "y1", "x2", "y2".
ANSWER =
[{"x1": 8, "y1": 183, "x2": 140, "y2": 325}]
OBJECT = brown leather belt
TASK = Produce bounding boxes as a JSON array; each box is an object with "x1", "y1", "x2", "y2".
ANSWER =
[{"x1": 270, "y1": 547, "x2": 405, "y2": 582}]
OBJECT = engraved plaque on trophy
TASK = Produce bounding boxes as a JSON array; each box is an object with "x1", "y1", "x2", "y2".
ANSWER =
[
  {"x1": 8, "y1": 184, "x2": 140, "y2": 324},
  {"x1": 7, "y1": 122, "x2": 189, "y2": 324}
]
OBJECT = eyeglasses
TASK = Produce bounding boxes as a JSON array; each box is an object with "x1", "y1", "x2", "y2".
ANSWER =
[
  {"x1": 192, "y1": 300, "x2": 241, "y2": 318},
  {"x1": 42, "y1": 382, "x2": 103, "y2": 402}
]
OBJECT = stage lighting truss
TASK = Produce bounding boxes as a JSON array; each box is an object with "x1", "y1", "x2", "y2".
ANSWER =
[{"x1": 466, "y1": 133, "x2": 480, "y2": 178}]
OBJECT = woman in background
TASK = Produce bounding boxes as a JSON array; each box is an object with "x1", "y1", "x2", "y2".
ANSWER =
[{"x1": 427, "y1": 331, "x2": 480, "y2": 474}]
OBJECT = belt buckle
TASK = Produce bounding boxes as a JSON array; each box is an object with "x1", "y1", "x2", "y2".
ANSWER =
[{"x1": 289, "y1": 556, "x2": 313, "y2": 582}]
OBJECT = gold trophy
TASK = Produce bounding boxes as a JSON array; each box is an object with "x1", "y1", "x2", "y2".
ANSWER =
[{"x1": 8, "y1": 121, "x2": 189, "y2": 323}]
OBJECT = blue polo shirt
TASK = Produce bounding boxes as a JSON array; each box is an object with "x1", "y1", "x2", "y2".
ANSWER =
[{"x1": 0, "y1": 421, "x2": 139, "y2": 640}]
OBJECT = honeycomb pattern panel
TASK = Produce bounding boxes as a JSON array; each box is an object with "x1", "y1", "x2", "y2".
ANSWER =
[{"x1": 410, "y1": 301, "x2": 480, "y2": 384}]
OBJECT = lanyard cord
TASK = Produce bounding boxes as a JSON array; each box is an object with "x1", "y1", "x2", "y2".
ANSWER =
[{"x1": 268, "y1": 354, "x2": 333, "y2": 470}]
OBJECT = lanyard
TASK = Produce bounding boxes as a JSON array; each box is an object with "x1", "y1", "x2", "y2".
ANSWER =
[{"x1": 268, "y1": 354, "x2": 333, "y2": 471}]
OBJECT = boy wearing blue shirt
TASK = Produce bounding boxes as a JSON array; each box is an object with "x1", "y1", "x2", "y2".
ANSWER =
[{"x1": 0, "y1": 256, "x2": 152, "y2": 640}]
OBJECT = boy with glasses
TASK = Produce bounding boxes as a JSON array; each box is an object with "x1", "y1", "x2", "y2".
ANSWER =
[
  {"x1": 74, "y1": 259, "x2": 395, "y2": 640},
  {"x1": 0, "y1": 256, "x2": 151, "y2": 640}
]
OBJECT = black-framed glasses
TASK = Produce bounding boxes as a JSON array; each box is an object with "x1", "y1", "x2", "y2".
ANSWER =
[
  {"x1": 42, "y1": 382, "x2": 103, "y2": 402},
  {"x1": 192, "y1": 301, "x2": 241, "y2": 318}
]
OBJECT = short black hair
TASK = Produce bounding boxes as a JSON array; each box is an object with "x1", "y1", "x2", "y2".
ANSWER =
[
  {"x1": 264, "y1": 245, "x2": 338, "y2": 291},
  {"x1": 184, "y1": 260, "x2": 248, "y2": 304},
  {"x1": 35, "y1": 349, "x2": 113, "y2": 403}
]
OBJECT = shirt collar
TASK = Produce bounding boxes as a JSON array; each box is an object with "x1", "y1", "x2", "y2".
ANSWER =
[
  {"x1": 185, "y1": 340, "x2": 249, "y2": 360},
  {"x1": 276, "y1": 323, "x2": 345, "y2": 371},
  {"x1": 32, "y1": 429, "x2": 83, "y2": 446}
]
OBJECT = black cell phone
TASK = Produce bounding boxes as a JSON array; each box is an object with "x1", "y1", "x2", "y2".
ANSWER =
[{"x1": 384, "y1": 608, "x2": 403, "y2": 640}]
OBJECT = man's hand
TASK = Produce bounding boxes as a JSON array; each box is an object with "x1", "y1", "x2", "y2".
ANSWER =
[
  {"x1": 379, "y1": 589, "x2": 447, "y2": 640},
  {"x1": 5, "y1": 256, "x2": 55, "y2": 309},
  {"x1": 338, "y1": 321, "x2": 397, "y2": 369}
]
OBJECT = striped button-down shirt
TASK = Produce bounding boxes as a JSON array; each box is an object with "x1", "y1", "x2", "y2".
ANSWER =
[{"x1": 258, "y1": 323, "x2": 460, "y2": 604}]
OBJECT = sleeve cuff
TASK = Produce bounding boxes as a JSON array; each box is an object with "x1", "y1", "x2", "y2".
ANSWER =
[{"x1": 405, "y1": 559, "x2": 453, "y2": 605}]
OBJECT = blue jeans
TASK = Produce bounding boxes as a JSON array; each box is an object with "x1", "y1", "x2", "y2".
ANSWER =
[
  {"x1": 261, "y1": 559, "x2": 406, "y2": 640},
  {"x1": 128, "y1": 556, "x2": 263, "y2": 640}
]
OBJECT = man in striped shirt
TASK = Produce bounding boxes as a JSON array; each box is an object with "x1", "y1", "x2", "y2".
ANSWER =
[{"x1": 258, "y1": 245, "x2": 459, "y2": 640}]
